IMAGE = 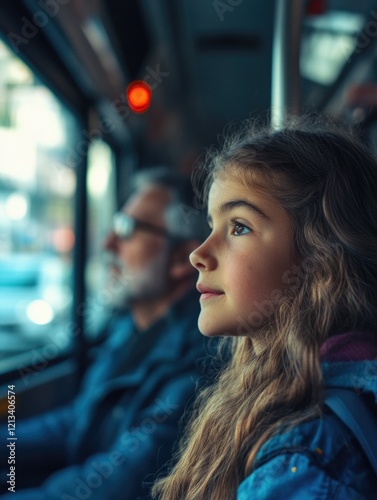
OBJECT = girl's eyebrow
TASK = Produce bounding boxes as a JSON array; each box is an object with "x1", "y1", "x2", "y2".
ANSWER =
[
  {"x1": 207, "y1": 199, "x2": 270, "y2": 225},
  {"x1": 219, "y1": 199, "x2": 270, "y2": 220}
]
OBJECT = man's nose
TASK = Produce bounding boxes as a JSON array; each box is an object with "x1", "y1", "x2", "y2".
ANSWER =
[{"x1": 103, "y1": 231, "x2": 118, "y2": 251}]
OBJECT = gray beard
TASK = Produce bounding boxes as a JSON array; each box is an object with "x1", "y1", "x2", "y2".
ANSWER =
[{"x1": 107, "y1": 248, "x2": 170, "y2": 309}]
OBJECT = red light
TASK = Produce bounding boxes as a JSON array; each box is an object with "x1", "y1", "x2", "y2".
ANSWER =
[
  {"x1": 306, "y1": 0, "x2": 326, "y2": 15},
  {"x1": 126, "y1": 80, "x2": 151, "y2": 113}
]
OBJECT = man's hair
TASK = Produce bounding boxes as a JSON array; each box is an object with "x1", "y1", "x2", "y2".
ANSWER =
[{"x1": 128, "y1": 166, "x2": 208, "y2": 241}]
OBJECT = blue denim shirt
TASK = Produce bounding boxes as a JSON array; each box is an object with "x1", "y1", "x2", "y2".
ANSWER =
[{"x1": 238, "y1": 361, "x2": 377, "y2": 499}]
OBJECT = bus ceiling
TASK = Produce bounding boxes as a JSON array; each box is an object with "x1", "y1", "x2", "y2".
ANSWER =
[{"x1": 1, "y1": 0, "x2": 377, "y2": 168}]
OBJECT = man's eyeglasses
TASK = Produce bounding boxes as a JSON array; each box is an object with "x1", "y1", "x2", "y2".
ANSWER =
[{"x1": 112, "y1": 212, "x2": 176, "y2": 240}]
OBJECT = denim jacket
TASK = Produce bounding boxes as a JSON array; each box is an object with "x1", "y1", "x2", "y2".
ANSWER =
[{"x1": 237, "y1": 361, "x2": 377, "y2": 499}]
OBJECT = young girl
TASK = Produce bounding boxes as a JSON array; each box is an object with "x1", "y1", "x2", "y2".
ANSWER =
[{"x1": 152, "y1": 117, "x2": 377, "y2": 499}]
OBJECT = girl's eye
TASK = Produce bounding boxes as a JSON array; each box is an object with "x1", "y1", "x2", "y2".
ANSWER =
[{"x1": 231, "y1": 221, "x2": 251, "y2": 236}]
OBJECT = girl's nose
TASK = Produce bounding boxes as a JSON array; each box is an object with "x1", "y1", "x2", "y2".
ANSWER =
[{"x1": 189, "y1": 239, "x2": 216, "y2": 271}]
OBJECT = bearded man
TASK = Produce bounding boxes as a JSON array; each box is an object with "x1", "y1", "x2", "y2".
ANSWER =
[{"x1": 0, "y1": 167, "x2": 211, "y2": 500}]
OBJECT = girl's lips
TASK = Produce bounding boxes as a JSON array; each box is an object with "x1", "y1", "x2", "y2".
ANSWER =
[{"x1": 196, "y1": 283, "x2": 224, "y2": 300}]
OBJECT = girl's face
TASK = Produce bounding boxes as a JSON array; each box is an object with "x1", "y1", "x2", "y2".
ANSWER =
[{"x1": 190, "y1": 172, "x2": 295, "y2": 342}]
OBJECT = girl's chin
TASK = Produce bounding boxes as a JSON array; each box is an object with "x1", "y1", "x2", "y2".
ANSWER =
[
  {"x1": 198, "y1": 313, "x2": 239, "y2": 337},
  {"x1": 200, "y1": 330, "x2": 222, "y2": 337},
  {"x1": 198, "y1": 323, "x2": 236, "y2": 338}
]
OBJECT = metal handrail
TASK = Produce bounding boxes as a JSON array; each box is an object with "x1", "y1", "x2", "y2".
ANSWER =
[{"x1": 271, "y1": 0, "x2": 304, "y2": 129}]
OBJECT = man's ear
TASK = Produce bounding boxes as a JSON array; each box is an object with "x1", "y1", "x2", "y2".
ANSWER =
[{"x1": 169, "y1": 240, "x2": 200, "y2": 280}]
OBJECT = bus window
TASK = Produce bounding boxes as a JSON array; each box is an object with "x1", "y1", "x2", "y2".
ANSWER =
[
  {"x1": 85, "y1": 139, "x2": 116, "y2": 341},
  {"x1": 0, "y1": 38, "x2": 79, "y2": 372}
]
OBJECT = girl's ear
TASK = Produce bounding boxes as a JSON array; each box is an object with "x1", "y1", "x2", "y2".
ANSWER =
[{"x1": 169, "y1": 240, "x2": 200, "y2": 280}]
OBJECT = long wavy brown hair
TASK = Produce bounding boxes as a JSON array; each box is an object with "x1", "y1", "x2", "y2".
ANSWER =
[{"x1": 152, "y1": 116, "x2": 377, "y2": 499}]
